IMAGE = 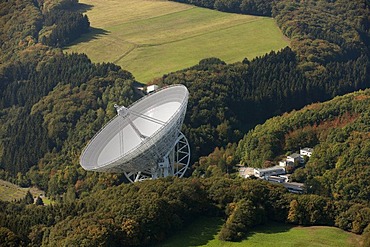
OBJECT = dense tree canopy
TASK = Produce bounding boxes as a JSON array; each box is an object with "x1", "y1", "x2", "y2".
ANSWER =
[
  {"x1": 158, "y1": 46, "x2": 369, "y2": 162},
  {"x1": 0, "y1": 177, "x2": 289, "y2": 246},
  {"x1": 0, "y1": 0, "x2": 89, "y2": 66},
  {"x1": 41, "y1": 8, "x2": 89, "y2": 47},
  {"x1": 1, "y1": 0, "x2": 370, "y2": 245},
  {"x1": 170, "y1": 0, "x2": 273, "y2": 16},
  {"x1": 0, "y1": 176, "x2": 369, "y2": 246}
]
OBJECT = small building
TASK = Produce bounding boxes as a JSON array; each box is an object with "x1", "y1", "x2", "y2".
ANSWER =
[
  {"x1": 300, "y1": 147, "x2": 313, "y2": 157},
  {"x1": 279, "y1": 160, "x2": 287, "y2": 167},
  {"x1": 279, "y1": 160, "x2": 294, "y2": 167},
  {"x1": 287, "y1": 153, "x2": 303, "y2": 164},
  {"x1": 279, "y1": 174, "x2": 291, "y2": 182},
  {"x1": 267, "y1": 175, "x2": 287, "y2": 183},
  {"x1": 146, "y1": 85, "x2": 159, "y2": 94},
  {"x1": 254, "y1": 166, "x2": 285, "y2": 178}
]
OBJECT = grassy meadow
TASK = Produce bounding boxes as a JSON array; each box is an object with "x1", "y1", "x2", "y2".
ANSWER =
[
  {"x1": 0, "y1": 179, "x2": 28, "y2": 202},
  {"x1": 66, "y1": 0, "x2": 289, "y2": 82},
  {"x1": 0, "y1": 179, "x2": 52, "y2": 204},
  {"x1": 159, "y1": 217, "x2": 362, "y2": 247}
]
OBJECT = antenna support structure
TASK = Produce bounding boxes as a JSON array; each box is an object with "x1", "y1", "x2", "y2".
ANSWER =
[
  {"x1": 113, "y1": 103, "x2": 190, "y2": 183},
  {"x1": 123, "y1": 131, "x2": 190, "y2": 183},
  {"x1": 80, "y1": 85, "x2": 191, "y2": 183}
]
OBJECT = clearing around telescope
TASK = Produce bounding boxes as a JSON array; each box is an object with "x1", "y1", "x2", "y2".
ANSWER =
[{"x1": 80, "y1": 85, "x2": 190, "y2": 182}]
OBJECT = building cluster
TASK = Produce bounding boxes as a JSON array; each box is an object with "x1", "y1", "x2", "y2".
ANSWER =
[
  {"x1": 278, "y1": 147, "x2": 313, "y2": 167},
  {"x1": 238, "y1": 147, "x2": 314, "y2": 194}
]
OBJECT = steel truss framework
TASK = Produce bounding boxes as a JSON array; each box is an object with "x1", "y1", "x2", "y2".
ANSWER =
[{"x1": 124, "y1": 131, "x2": 190, "y2": 183}]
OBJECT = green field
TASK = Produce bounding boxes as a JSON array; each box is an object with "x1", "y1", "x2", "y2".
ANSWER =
[
  {"x1": 159, "y1": 217, "x2": 361, "y2": 247},
  {"x1": 0, "y1": 179, "x2": 28, "y2": 202},
  {"x1": 66, "y1": 0, "x2": 289, "y2": 82},
  {"x1": 0, "y1": 179, "x2": 52, "y2": 204}
]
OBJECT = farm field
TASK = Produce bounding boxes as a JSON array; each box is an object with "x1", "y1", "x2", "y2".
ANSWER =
[
  {"x1": 159, "y1": 217, "x2": 362, "y2": 247},
  {"x1": 66, "y1": 0, "x2": 289, "y2": 82}
]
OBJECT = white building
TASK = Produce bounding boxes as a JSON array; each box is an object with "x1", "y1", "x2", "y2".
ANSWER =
[
  {"x1": 287, "y1": 153, "x2": 303, "y2": 164},
  {"x1": 279, "y1": 160, "x2": 293, "y2": 167},
  {"x1": 279, "y1": 160, "x2": 286, "y2": 167},
  {"x1": 267, "y1": 175, "x2": 287, "y2": 183},
  {"x1": 279, "y1": 174, "x2": 291, "y2": 182},
  {"x1": 300, "y1": 147, "x2": 313, "y2": 157},
  {"x1": 254, "y1": 166, "x2": 285, "y2": 178},
  {"x1": 146, "y1": 85, "x2": 159, "y2": 94}
]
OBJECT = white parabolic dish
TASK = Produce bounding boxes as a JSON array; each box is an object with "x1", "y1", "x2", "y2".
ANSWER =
[{"x1": 80, "y1": 85, "x2": 189, "y2": 173}]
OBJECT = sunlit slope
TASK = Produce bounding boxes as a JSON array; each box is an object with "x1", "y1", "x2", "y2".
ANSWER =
[{"x1": 66, "y1": 0, "x2": 289, "y2": 82}]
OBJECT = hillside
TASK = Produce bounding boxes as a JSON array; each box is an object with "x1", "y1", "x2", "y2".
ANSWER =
[
  {"x1": 235, "y1": 89, "x2": 370, "y2": 202},
  {"x1": 65, "y1": 0, "x2": 289, "y2": 82},
  {"x1": 190, "y1": 87, "x2": 370, "y2": 203},
  {"x1": 0, "y1": 180, "x2": 28, "y2": 202}
]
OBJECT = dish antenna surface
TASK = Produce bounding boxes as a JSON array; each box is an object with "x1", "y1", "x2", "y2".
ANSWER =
[{"x1": 80, "y1": 85, "x2": 190, "y2": 182}]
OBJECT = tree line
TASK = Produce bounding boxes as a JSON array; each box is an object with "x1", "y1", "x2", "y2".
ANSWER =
[
  {"x1": 41, "y1": 7, "x2": 90, "y2": 47},
  {"x1": 170, "y1": 0, "x2": 273, "y2": 16}
]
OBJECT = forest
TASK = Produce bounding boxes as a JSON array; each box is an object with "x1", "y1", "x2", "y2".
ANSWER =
[
  {"x1": 0, "y1": 0, "x2": 370, "y2": 245},
  {"x1": 235, "y1": 89, "x2": 370, "y2": 202},
  {"x1": 1, "y1": 176, "x2": 369, "y2": 246},
  {"x1": 170, "y1": 0, "x2": 273, "y2": 16}
]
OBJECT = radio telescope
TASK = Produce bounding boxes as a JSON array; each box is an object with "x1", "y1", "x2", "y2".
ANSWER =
[{"x1": 80, "y1": 85, "x2": 190, "y2": 182}]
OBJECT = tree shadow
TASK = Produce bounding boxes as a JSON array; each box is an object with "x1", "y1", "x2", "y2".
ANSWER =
[
  {"x1": 244, "y1": 221, "x2": 294, "y2": 239},
  {"x1": 66, "y1": 27, "x2": 110, "y2": 46},
  {"x1": 72, "y1": 3, "x2": 94, "y2": 13},
  {"x1": 158, "y1": 217, "x2": 223, "y2": 247},
  {"x1": 159, "y1": 220, "x2": 295, "y2": 246}
]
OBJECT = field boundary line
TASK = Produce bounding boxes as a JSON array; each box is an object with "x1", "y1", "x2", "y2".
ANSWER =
[{"x1": 113, "y1": 44, "x2": 139, "y2": 63}]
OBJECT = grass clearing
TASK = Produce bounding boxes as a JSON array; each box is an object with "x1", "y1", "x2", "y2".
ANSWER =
[
  {"x1": 0, "y1": 179, "x2": 28, "y2": 202},
  {"x1": 0, "y1": 179, "x2": 53, "y2": 205},
  {"x1": 66, "y1": 0, "x2": 289, "y2": 82},
  {"x1": 159, "y1": 217, "x2": 361, "y2": 247}
]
